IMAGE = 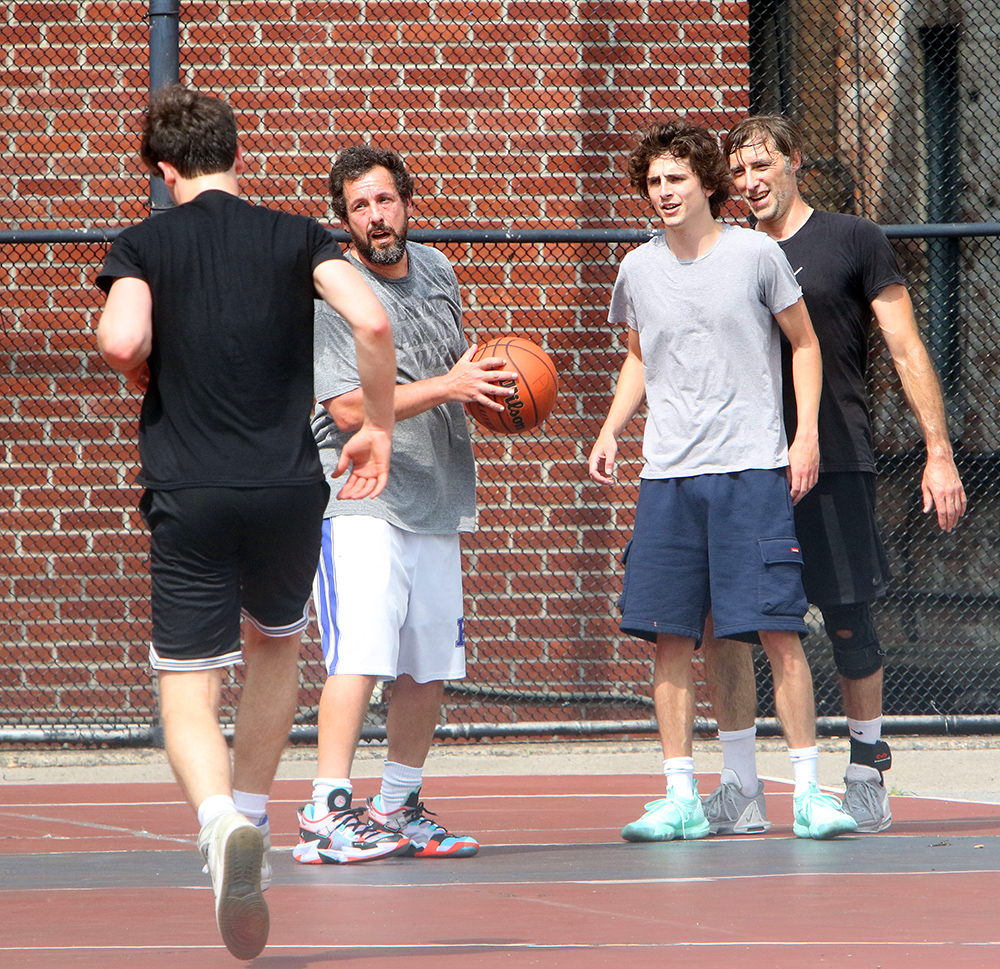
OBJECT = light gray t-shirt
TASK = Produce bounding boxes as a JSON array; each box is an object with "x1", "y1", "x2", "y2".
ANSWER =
[
  {"x1": 312, "y1": 242, "x2": 476, "y2": 533},
  {"x1": 609, "y1": 224, "x2": 803, "y2": 478}
]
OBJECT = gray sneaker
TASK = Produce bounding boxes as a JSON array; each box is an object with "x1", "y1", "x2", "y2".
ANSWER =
[
  {"x1": 198, "y1": 811, "x2": 269, "y2": 960},
  {"x1": 844, "y1": 770, "x2": 892, "y2": 833},
  {"x1": 701, "y1": 768, "x2": 772, "y2": 835}
]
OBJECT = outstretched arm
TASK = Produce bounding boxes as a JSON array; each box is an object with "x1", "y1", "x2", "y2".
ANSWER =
[
  {"x1": 313, "y1": 258, "x2": 396, "y2": 499},
  {"x1": 774, "y1": 297, "x2": 822, "y2": 504},
  {"x1": 324, "y1": 344, "x2": 518, "y2": 433},
  {"x1": 588, "y1": 328, "x2": 646, "y2": 485},
  {"x1": 874, "y1": 283, "x2": 966, "y2": 531}
]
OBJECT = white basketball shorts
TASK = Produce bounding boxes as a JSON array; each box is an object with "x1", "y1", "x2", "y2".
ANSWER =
[{"x1": 312, "y1": 515, "x2": 467, "y2": 682}]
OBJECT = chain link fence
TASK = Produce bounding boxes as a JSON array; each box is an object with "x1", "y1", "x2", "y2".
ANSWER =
[{"x1": 2, "y1": 1, "x2": 999, "y2": 743}]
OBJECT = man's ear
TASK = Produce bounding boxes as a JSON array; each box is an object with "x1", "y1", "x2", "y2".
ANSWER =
[
  {"x1": 158, "y1": 160, "x2": 179, "y2": 186},
  {"x1": 234, "y1": 143, "x2": 248, "y2": 176},
  {"x1": 789, "y1": 149, "x2": 803, "y2": 174}
]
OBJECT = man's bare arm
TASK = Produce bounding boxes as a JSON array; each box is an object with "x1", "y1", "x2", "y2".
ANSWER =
[{"x1": 873, "y1": 283, "x2": 966, "y2": 531}]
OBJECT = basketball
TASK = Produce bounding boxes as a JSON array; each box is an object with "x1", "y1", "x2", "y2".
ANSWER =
[{"x1": 465, "y1": 336, "x2": 559, "y2": 434}]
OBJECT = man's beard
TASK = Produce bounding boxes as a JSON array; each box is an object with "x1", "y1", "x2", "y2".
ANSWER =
[{"x1": 354, "y1": 222, "x2": 408, "y2": 266}]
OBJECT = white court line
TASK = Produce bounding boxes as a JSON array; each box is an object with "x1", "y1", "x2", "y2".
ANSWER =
[{"x1": 1, "y1": 940, "x2": 998, "y2": 952}]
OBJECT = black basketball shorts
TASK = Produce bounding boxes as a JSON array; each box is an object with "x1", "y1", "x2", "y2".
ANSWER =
[
  {"x1": 793, "y1": 471, "x2": 890, "y2": 607},
  {"x1": 139, "y1": 482, "x2": 329, "y2": 670}
]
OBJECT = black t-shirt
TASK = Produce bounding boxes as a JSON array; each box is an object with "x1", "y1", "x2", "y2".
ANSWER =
[
  {"x1": 778, "y1": 210, "x2": 905, "y2": 472},
  {"x1": 97, "y1": 190, "x2": 344, "y2": 489}
]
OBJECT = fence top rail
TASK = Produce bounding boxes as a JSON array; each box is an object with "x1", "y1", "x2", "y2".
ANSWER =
[{"x1": 3, "y1": 222, "x2": 1000, "y2": 246}]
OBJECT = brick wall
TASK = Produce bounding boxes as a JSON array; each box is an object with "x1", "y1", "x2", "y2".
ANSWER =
[{"x1": 2, "y1": 0, "x2": 751, "y2": 730}]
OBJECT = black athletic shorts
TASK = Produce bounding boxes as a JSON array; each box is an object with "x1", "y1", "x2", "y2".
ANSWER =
[
  {"x1": 139, "y1": 482, "x2": 329, "y2": 670},
  {"x1": 793, "y1": 471, "x2": 890, "y2": 607}
]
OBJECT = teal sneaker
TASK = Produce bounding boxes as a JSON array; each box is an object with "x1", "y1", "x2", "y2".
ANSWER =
[
  {"x1": 621, "y1": 785, "x2": 711, "y2": 842},
  {"x1": 792, "y1": 783, "x2": 859, "y2": 840}
]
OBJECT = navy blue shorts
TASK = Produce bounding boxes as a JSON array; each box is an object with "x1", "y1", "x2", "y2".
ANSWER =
[
  {"x1": 618, "y1": 469, "x2": 808, "y2": 645},
  {"x1": 139, "y1": 483, "x2": 329, "y2": 670}
]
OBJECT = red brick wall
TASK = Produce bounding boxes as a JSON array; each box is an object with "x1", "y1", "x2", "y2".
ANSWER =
[{"x1": 2, "y1": 0, "x2": 749, "y2": 730}]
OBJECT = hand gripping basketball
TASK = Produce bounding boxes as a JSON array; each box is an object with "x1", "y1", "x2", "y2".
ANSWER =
[{"x1": 464, "y1": 336, "x2": 559, "y2": 434}]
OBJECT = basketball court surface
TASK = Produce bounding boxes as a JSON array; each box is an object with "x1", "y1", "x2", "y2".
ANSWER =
[{"x1": 3, "y1": 745, "x2": 999, "y2": 968}]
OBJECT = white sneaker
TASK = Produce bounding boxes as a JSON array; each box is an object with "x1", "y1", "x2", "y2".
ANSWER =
[
  {"x1": 844, "y1": 767, "x2": 892, "y2": 833},
  {"x1": 203, "y1": 816, "x2": 271, "y2": 889},
  {"x1": 198, "y1": 812, "x2": 269, "y2": 960},
  {"x1": 702, "y1": 768, "x2": 772, "y2": 834}
]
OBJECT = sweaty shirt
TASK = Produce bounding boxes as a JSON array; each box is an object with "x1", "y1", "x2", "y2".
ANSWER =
[
  {"x1": 97, "y1": 190, "x2": 344, "y2": 489},
  {"x1": 609, "y1": 224, "x2": 803, "y2": 478},
  {"x1": 312, "y1": 242, "x2": 476, "y2": 533},
  {"x1": 777, "y1": 210, "x2": 905, "y2": 472}
]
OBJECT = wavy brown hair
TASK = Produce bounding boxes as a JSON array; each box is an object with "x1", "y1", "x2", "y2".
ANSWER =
[{"x1": 626, "y1": 119, "x2": 732, "y2": 219}]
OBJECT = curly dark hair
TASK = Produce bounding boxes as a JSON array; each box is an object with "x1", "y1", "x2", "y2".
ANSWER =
[
  {"x1": 328, "y1": 145, "x2": 414, "y2": 220},
  {"x1": 140, "y1": 85, "x2": 238, "y2": 179},
  {"x1": 626, "y1": 119, "x2": 732, "y2": 219},
  {"x1": 722, "y1": 114, "x2": 805, "y2": 163}
]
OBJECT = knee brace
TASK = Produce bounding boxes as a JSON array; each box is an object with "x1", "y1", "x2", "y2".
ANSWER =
[{"x1": 822, "y1": 602, "x2": 884, "y2": 680}]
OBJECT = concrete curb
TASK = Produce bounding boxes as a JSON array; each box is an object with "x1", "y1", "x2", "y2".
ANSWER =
[{"x1": 3, "y1": 736, "x2": 998, "y2": 803}]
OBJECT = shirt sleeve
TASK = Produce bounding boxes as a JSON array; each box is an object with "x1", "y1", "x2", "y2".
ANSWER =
[
  {"x1": 759, "y1": 235, "x2": 803, "y2": 315},
  {"x1": 309, "y1": 221, "x2": 346, "y2": 272},
  {"x1": 854, "y1": 218, "x2": 906, "y2": 302},
  {"x1": 94, "y1": 232, "x2": 145, "y2": 294},
  {"x1": 608, "y1": 261, "x2": 636, "y2": 330},
  {"x1": 313, "y1": 298, "x2": 361, "y2": 404}
]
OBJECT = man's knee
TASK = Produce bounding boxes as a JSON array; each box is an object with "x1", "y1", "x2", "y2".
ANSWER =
[{"x1": 823, "y1": 602, "x2": 884, "y2": 680}]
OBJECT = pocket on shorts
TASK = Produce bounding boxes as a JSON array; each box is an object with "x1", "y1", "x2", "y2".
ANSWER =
[
  {"x1": 758, "y1": 537, "x2": 807, "y2": 617},
  {"x1": 616, "y1": 539, "x2": 633, "y2": 614}
]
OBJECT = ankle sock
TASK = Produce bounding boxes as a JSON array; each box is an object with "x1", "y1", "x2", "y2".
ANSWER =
[
  {"x1": 197, "y1": 794, "x2": 237, "y2": 829},
  {"x1": 232, "y1": 789, "x2": 269, "y2": 827},
  {"x1": 718, "y1": 726, "x2": 759, "y2": 795},
  {"x1": 312, "y1": 777, "x2": 351, "y2": 813},
  {"x1": 787, "y1": 746, "x2": 819, "y2": 796},
  {"x1": 663, "y1": 756, "x2": 696, "y2": 799},
  {"x1": 380, "y1": 760, "x2": 423, "y2": 814}
]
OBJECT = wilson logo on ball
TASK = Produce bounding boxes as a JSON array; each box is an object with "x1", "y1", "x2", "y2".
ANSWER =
[{"x1": 464, "y1": 336, "x2": 559, "y2": 435}]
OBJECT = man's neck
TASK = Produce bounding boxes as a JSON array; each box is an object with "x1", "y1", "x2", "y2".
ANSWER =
[
  {"x1": 663, "y1": 214, "x2": 722, "y2": 262},
  {"x1": 167, "y1": 170, "x2": 240, "y2": 206},
  {"x1": 758, "y1": 196, "x2": 813, "y2": 242}
]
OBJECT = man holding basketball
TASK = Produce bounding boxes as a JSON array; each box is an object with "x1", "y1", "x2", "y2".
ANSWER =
[
  {"x1": 589, "y1": 119, "x2": 857, "y2": 842},
  {"x1": 95, "y1": 86, "x2": 396, "y2": 959},
  {"x1": 698, "y1": 115, "x2": 966, "y2": 837},
  {"x1": 294, "y1": 146, "x2": 516, "y2": 864}
]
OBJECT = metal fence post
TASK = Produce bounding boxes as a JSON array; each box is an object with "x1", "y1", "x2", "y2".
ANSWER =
[{"x1": 148, "y1": 0, "x2": 180, "y2": 215}]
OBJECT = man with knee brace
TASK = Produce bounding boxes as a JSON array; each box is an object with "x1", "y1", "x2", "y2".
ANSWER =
[{"x1": 700, "y1": 115, "x2": 966, "y2": 835}]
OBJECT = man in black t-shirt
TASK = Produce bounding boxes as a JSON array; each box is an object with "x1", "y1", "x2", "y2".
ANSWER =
[
  {"x1": 698, "y1": 115, "x2": 966, "y2": 837},
  {"x1": 95, "y1": 85, "x2": 396, "y2": 960}
]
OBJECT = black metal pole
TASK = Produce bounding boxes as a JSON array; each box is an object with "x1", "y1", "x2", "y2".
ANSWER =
[{"x1": 148, "y1": 0, "x2": 180, "y2": 215}]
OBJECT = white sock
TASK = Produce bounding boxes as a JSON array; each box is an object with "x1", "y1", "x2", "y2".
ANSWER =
[
  {"x1": 846, "y1": 716, "x2": 882, "y2": 745},
  {"x1": 197, "y1": 794, "x2": 237, "y2": 829},
  {"x1": 312, "y1": 777, "x2": 351, "y2": 812},
  {"x1": 232, "y1": 789, "x2": 269, "y2": 827},
  {"x1": 787, "y1": 746, "x2": 819, "y2": 796},
  {"x1": 663, "y1": 756, "x2": 695, "y2": 799},
  {"x1": 718, "y1": 726, "x2": 759, "y2": 795},
  {"x1": 380, "y1": 760, "x2": 423, "y2": 814}
]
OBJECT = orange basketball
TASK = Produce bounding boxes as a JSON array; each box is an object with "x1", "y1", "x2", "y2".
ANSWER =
[{"x1": 465, "y1": 336, "x2": 559, "y2": 434}]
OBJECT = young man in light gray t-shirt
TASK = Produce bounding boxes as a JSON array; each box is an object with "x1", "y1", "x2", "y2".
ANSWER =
[
  {"x1": 589, "y1": 120, "x2": 857, "y2": 842},
  {"x1": 294, "y1": 147, "x2": 518, "y2": 864}
]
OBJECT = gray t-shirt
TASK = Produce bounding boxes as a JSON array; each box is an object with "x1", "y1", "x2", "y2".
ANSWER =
[
  {"x1": 312, "y1": 242, "x2": 476, "y2": 533},
  {"x1": 609, "y1": 224, "x2": 803, "y2": 478}
]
